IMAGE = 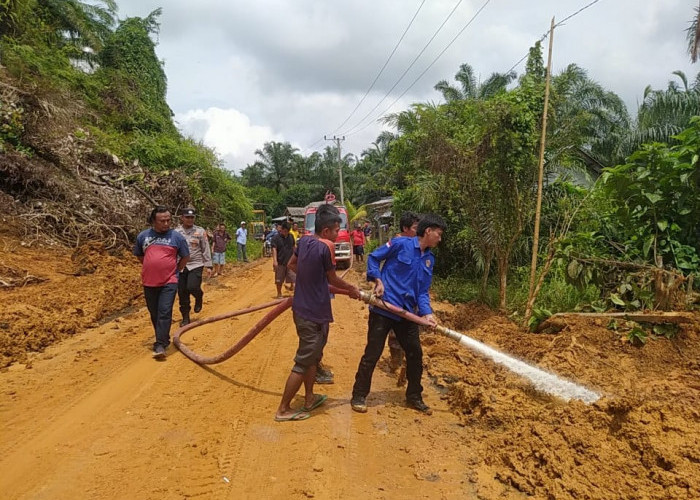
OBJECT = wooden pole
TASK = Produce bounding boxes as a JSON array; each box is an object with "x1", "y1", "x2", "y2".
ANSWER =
[{"x1": 525, "y1": 17, "x2": 555, "y2": 323}]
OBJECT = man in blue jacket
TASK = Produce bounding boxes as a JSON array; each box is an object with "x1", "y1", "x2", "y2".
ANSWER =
[{"x1": 351, "y1": 214, "x2": 446, "y2": 415}]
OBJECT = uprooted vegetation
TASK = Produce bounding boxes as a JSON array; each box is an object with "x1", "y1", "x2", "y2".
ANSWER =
[{"x1": 0, "y1": 5, "x2": 252, "y2": 249}]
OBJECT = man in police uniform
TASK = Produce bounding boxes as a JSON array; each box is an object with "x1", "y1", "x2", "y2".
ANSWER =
[
  {"x1": 350, "y1": 214, "x2": 446, "y2": 415},
  {"x1": 175, "y1": 208, "x2": 213, "y2": 326}
]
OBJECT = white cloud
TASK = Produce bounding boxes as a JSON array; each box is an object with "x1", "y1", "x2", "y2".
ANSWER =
[
  {"x1": 175, "y1": 107, "x2": 283, "y2": 173},
  {"x1": 119, "y1": 0, "x2": 699, "y2": 167}
]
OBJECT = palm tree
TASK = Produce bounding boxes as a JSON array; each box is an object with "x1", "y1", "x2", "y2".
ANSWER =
[
  {"x1": 38, "y1": 0, "x2": 117, "y2": 61},
  {"x1": 434, "y1": 63, "x2": 516, "y2": 102},
  {"x1": 620, "y1": 70, "x2": 700, "y2": 157},
  {"x1": 687, "y1": 1, "x2": 700, "y2": 63},
  {"x1": 548, "y1": 64, "x2": 631, "y2": 174},
  {"x1": 253, "y1": 141, "x2": 299, "y2": 194}
]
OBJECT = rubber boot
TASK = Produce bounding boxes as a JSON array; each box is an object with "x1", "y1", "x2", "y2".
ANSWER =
[{"x1": 180, "y1": 312, "x2": 190, "y2": 327}]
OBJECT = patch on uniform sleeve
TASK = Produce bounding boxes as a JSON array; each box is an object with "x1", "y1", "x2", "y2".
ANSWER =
[
  {"x1": 385, "y1": 240, "x2": 391, "y2": 247},
  {"x1": 425, "y1": 259, "x2": 431, "y2": 268}
]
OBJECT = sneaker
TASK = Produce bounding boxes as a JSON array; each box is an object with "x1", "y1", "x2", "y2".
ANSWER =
[
  {"x1": 351, "y1": 396, "x2": 367, "y2": 413},
  {"x1": 152, "y1": 345, "x2": 166, "y2": 358},
  {"x1": 180, "y1": 317, "x2": 190, "y2": 327},
  {"x1": 407, "y1": 398, "x2": 432, "y2": 415},
  {"x1": 315, "y1": 367, "x2": 334, "y2": 385},
  {"x1": 194, "y1": 297, "x2": 203, "y2": 313}
]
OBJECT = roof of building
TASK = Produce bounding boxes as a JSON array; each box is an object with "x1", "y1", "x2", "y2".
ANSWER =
[
  {"x1": 365, "y1": 197, "x2": 394, "y2": 208},
  {"x1": 284, "y1": 207, "x2": 307, "y2": 216}
]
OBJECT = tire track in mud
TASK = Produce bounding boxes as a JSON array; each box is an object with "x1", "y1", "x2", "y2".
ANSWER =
[
  {"x1": 166, "y1": 268, "x2": 291, "y2": 500},
  {"x1": 0, "y1": 352, "x2": 171, "y2": 498},
  {"x1": 0, "y1": 312, "x2": 151, "y2": 457},
  {"x1": 1, "y1": 258, "x2": 493, "y2": 499}
]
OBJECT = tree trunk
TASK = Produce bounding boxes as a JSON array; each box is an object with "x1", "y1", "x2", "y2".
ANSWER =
[
  {"x1": 497, "y1": 253, "x2": 509, "y2": 311},
  {"x1": 480, "y1": 248, "x2": 493, "y2": 299},
  {"x1": 523, "y1": 242, "x2": 556, "y2": 325}
]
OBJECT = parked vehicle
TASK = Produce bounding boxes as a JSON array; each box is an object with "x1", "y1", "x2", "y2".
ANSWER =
[
  {"x1": 303, "y1": 194, "x2": 353, "y2": 269},
  {"x1": 250, "y1": 209, "x2": 266, "y2": 240}
]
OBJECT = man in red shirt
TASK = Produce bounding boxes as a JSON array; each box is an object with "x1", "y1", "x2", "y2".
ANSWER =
[
  {"x1": 134, "y1": 206, "x2": 190, "y2": 359},
  {"x1": 350, "y1": 224, "x2": 366, "y2": 263}
]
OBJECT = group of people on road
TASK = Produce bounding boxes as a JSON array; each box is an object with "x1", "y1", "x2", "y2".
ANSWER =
[
  {"x1": 273, "y1": 205, "x2": 446, "y2": 421},
  {"x1": 134, "y1": 204, "x2": 446, "y2": 420},
  {"x1": 133, "y1": 206, "x2": 252, "y2": 358}
]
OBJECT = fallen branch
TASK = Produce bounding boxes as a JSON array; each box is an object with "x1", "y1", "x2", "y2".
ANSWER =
[{"x1": 536, "y1": 311, "x2": 693, "y2": 333}]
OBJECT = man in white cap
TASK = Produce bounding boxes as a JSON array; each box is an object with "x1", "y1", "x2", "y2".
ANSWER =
[
  {"x1": 236, "y1": 221, "x2": 249, "y2": 263},
  {"x1": 175, "y1": 208, "x2": 213, "y2": 326}
]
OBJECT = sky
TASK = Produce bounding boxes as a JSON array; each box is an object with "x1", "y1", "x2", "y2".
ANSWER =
[{"x1": 115, "y1": 0, "x2": 698, "y2": 173}]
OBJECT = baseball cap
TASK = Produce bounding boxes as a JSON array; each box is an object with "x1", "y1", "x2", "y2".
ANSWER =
[{"x1": 182, "y1": 208, "x2": 196, "y2": 217}]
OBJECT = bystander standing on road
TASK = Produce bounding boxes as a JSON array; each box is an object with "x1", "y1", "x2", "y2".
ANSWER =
[
  {"x1": 362, "y1": 220, "x2": 372, "y2": 240},
  {"x1": 236, "y1": 221, "x2": 249, "y2": 263},
  {"x1": 351, "y1": 214, "x2": 446, "y2": 415},
  {"x1": 211, "y1": 223, "x2": 231, "y2": 276},
  {"x1": 288, "y1": 220, "x2": 299, "y2": 242},
  {"x1": 133, "y1": 206, "x2": 190, "y2": 359},
  {"x1": 271, "y1": 221, "x2": 296, "y2": 298},
  {"x1": 175, "y1": 208, "x2": 213, "y2": 326},
  {"x1": 350, "y1": 223, "x2": 366, "y2": 264}
]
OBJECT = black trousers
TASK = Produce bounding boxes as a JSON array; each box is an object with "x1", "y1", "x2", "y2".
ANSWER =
[
  {"x1": 178, "y1": 266, "x2": 204, "y2": 316},
  {"x1": 143, "y1": 283, "x2": 177, "y2": 349},
  {"x1": 352, "y1": 310, "x2": 424, "y2": 401}
]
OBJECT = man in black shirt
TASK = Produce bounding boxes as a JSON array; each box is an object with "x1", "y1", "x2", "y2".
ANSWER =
[{"x1": 271, "y1": 221, "x2": 296, "y2": 298}]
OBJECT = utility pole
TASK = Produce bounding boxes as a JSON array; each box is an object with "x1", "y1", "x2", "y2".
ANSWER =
[
  {"x1": 525, "y1": 17, "x2": 555, "y2": 324},
  {"x1": 324, "y1": 135, "x2": 345, "y2": 205}
]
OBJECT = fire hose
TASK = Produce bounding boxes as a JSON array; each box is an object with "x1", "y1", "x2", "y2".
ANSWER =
[{"x1": 174, "y1": 288, "x2": 600, "y2": 404}]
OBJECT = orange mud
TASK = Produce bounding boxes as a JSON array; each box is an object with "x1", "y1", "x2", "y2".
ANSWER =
[
  {"x1": 0, "y1": 234, "x2": 698, "y2": 499},
  {"x1": 0, "y1": 237, "x2": 141, "y2": 367},
  {"x1": 427, "y1": 303, "x2": 700, "y2": 499}
]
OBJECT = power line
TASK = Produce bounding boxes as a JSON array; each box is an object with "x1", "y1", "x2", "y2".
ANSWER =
[
  {"x1": 506, "y1": 0, "x2": 603, "y2": 74},
  {"x1": 340, "y1": 0, "x2": 467, "y2": 136},
  {"x1": 346, "y1": 0, "x2": 491, "y2": 137},
  {"x1": 303, "y1": 0, "x2": 430, "y2": 154},
  {"x1": 310, "y1": 0, "x2": 603, "y2": 150},
  {"x1": 332, "y1": 0, "x2": 427, "y2": 134},
  {"x1": 557, "y1": 0, "x2": 602, "y2": 26},
  {"x1": 349, "y1": 0, "x2": 601, "y2": 138},
  {"x1": 301, "y1": 137, "x2": 324, "y2": 155}
]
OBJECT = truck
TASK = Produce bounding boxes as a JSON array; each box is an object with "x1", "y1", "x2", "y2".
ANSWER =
[
  {"x1": 250, "y1": 209, "x2": 266, "y2": 240},
  {"x1": 303, "y1": 193, "x2": 353, "y2": 269}
]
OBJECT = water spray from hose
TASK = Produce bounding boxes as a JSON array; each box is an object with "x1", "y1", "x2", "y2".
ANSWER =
[
  {"x1": 357, "y1": 291, "x2": 600, "y2": 404},
  {"x1": 174, "y1": 287, "x2": 600, "y2": 404}
]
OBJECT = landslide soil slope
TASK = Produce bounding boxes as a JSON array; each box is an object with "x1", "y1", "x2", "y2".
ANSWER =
[{"x1": 1, "y1": 236, "x2": 698, "y2": 499}]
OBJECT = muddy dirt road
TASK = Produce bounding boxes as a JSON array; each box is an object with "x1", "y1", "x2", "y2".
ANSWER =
[
  {"x1": 0, "y1": 258, "x2": 494, "y2": 499},
  {"x1": 1, "y1": 243, "x2": 699, "y2": 499}
]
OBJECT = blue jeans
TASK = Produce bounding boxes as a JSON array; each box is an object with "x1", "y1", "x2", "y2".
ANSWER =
[
  {"x1": 237, "y1": 243, "x2": 248, "y2": 262},
  {"x1": 143, "y1": 283, "x2": 178, "y2": 349}
]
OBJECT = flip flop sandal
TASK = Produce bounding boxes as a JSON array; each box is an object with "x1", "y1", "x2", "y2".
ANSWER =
[
  {"x1": 301, "y1": 394, "x2": 327, "y2": 412},
  {"x1": 274, "y1": 410, "x2": 311, "y2": 422}
]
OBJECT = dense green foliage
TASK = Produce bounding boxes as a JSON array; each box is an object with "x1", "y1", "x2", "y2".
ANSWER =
[
  {"x1": 559, "y1": 119, "x2": 700, "y2": 310},
  {"x1": 0, "y1": 0, "x2": 251, "y2": 231},
  {"x1": 2, "y1": 0, "x2": 698, "y2": 314}
]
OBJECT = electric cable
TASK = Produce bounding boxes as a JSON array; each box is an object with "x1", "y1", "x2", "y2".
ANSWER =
[
  {"x1": 340, "y1": 0, "x2": 467, "y2": 136},
  {"x1": 333, "y1": 0, "x2": 427, "y2": 134},
  {"x1": 345, "y1": 0, "x2": 491, "y2": 137},
  {"x1": 506, "y1": 0, "x2": 603, "y2": 73},
  {"x1": 348, "y1": 0, "x2": 602, "y2": 137}
]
